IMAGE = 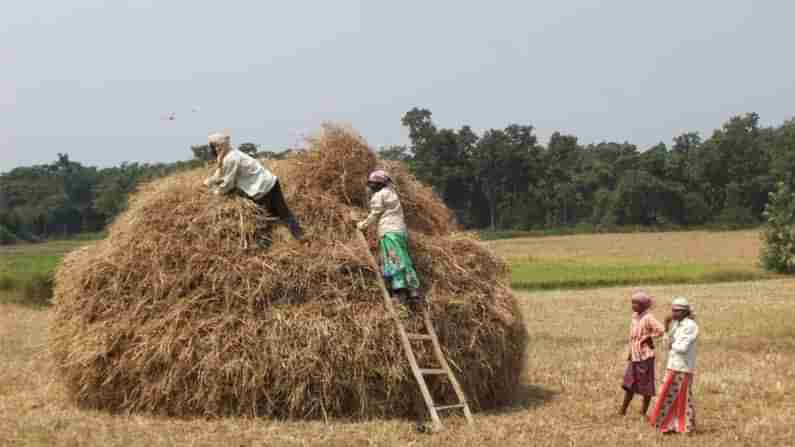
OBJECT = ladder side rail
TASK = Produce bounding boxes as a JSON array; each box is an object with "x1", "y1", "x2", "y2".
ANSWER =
[
  {"x1": 354, "y1": 230, "x2": 444, "y2": 431},
  {"x1": 423, "y1": 309, "x2": 474, "y2": 423}
]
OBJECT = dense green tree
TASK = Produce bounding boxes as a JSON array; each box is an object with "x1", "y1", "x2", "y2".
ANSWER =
[
  {"x1": 611, "y1": 170, "x2": 684, "y2": 225},
  {"x1": 667, "y1": 132, "x2": 701, "y2": 186},
  {"x1": 0, "y1": 146, "x2": 205, "y2": 242},
  {"x1": 768, "y1": 119, "x2": 795, "y2": 189},
  {"x1": 401, "y1": 109, "x2": 483, "y2": 225},
  {"x1": 378, "y1": 145, "x2": 412, "y2": 162},
  {"x1": 542, "y1": 132, "x2": 580, "y2": 225},
  {"x1": 760, "y1": 181, "x2": 795, "y2": 273},
  {"x1": 682, "y1": 192, "x2": 711, "y2": 225},
  {"x1": 640, "y1": 143, "x2": 668, "y2": 179},
  {"x1": 698, "y1": 113, "x2": 772, "y2": 221}
]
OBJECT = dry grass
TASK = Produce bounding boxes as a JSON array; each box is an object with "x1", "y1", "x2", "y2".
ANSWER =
[
  {"x1": 3, "y1": 279, "x2": 794, "y2": 446},
  {"x1": 490, "y1": 230, "x2": 763, "y2": 267}
]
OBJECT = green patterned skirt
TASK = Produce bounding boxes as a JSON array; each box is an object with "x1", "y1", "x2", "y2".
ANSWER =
[{"x1": 379, "y1": 231, "x2": 421, "y2": 291}]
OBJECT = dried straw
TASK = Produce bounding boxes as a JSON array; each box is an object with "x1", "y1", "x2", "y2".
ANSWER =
[{"x1": 50, "y1": 123, "x2": 528, "y2": 419}]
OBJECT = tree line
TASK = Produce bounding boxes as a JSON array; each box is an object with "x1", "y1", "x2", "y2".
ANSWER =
[
  {"x1": 2, "y1": 110, "x2": 794, "y2": 244},
  {"x1": 394, "y1": 109, "x2": 795, "y2": 230},
  {"x1": 0, "y1": 143, "x2": 288, "y2": 244}
]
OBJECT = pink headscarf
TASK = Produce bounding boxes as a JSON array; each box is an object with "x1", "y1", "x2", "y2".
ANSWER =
[{"x1": 631, "y1": 290, "x2": 654, "y2": 311}]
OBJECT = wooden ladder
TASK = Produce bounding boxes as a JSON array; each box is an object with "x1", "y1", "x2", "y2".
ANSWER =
[{"x1": 355, "y1": 230, "x2": 474, "y2": 432}]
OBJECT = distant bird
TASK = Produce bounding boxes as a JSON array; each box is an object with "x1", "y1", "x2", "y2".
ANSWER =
[{"x1": 161, "y1": 106, "x2": 200, "y2": 121}]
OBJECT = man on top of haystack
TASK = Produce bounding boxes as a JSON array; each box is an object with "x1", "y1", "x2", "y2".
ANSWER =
[
  {"x1": 203, "y1": 132, "x2": 303, "y2": 240},
  {"x1": 357, "y1": 169, "x2": 423, "y2": 306}
]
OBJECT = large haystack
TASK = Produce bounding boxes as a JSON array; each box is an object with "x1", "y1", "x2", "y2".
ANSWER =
[{"x1": 50, "y1": 123, "x2": 528, "y2": 419}]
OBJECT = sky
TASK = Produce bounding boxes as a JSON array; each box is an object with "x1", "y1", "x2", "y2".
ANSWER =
[{"x1": 2, "y1": 0, "x2": 795, "y2": 172}]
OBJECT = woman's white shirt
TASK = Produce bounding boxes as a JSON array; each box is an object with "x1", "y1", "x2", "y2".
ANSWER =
[{"x1": 665, "y1": 318, "x2": 699, "y2": 373}]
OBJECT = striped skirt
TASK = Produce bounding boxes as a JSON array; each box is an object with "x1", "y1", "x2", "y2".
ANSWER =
[{"x1": 649, "y1": 369, "x2": 696, "y2": 433}]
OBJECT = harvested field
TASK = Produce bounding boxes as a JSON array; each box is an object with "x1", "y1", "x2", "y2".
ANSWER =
[
  {"x1": 49, "y1": 124, "x2": 526, "y2": 419},
  {"x1": 490, "y1": 230, "x2": 763, "y2": 266},
  {"x1": 2, "y1": 280, "x2": 794, "y2": 445}
]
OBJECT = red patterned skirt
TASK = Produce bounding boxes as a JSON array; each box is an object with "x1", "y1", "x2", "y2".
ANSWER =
[
  {"x1": 622, "y1": 357, "x2": 656, "y2": 397},
  {"x1": 648, "y1": 369, "x2": 696, "y2": 433}
]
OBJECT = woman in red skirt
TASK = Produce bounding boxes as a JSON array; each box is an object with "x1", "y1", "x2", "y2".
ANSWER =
[{"x1": 649, "y1": 297, "x2": 699, "y2": 434}]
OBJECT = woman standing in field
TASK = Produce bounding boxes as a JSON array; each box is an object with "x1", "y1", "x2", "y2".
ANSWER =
[
  {"x1": 649, "y1": 297, "x2": 699, "y2": 434},
  {"x1": 620, "y1": 290, "x2": 665, "y2": 416},
  {"x1": 356, "y1": 170, "x2": 422, "y2": 306}
]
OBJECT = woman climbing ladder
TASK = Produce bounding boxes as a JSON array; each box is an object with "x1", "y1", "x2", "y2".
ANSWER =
[{"x1": 356, "y1": 170, "x2": 422, "y2": 306}]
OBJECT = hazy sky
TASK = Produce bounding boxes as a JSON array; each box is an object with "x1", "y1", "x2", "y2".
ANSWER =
[{"x1": 2, "y1": 1, "x2": 795, "y2": 172}]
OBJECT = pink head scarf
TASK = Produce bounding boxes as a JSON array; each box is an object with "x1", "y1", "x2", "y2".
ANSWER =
[{"x1": 631, "y1": 290, "x2": 654, "y2": 311}]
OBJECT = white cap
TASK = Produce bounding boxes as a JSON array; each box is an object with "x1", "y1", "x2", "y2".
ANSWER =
[
  {"x1": 208, "y1": 132, "x2": 230, "y2": 146},
  {"x1": 671, "y1": 297, "x2": 690, "y2": 309}
]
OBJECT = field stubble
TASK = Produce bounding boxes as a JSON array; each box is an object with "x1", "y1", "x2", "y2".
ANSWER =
[
  {"x1": 1, "y1": 280, "x2": 794, "y2": 446},
  {"x1": 490, "y1": 230, "x2": 762, "y2": 265}
]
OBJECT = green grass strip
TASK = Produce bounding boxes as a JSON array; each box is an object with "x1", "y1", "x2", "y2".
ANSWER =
[
  {"x1": 0, "y1": 239, "x2": 92, "y2": 293},
  {"x1": 510, "y1": 260, "x2": 772, "y2": 290}
]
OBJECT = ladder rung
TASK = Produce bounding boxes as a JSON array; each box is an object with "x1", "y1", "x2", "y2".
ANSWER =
[
  {"x1": 420, "y1": 368, "x2": 447, "y2": 375},
  {"x1": 406, "y1": 333, "x2": 433, "y2": 340},
  {"x1": 434, "y1": 404, "x2": 466, "y2": 411}
]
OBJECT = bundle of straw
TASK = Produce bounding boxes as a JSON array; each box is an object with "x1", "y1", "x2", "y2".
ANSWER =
[{"x1": 50, "y1": 123, "x2": 528, "y2": 419}]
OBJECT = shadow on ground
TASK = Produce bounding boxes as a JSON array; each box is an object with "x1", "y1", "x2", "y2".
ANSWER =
[{"x1": 485, "y1": 383, "x2": 558, "y2": 415}]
